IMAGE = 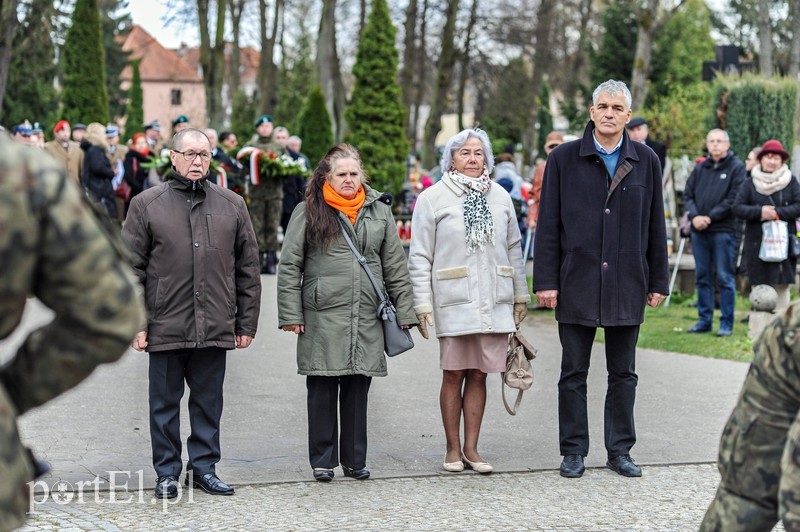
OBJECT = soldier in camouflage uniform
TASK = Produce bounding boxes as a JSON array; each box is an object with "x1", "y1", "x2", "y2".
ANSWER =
[
  {"x1": 246, "y1": 114, "x2": 285, "y2": 274},
  {"x1": 701, "y1": 301, "x2": 800, "y2": 531},
  {"x1": 0, "y1": 133, "x2": 144, "y2": 530}
]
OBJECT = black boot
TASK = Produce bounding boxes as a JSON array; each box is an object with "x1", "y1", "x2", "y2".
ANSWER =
[
  {"x1": 260, "y1": 252, "x2": 269, "y2": 274},
  {"x1": 266, "y1": 252, "x2": 277, "y2": 275}
]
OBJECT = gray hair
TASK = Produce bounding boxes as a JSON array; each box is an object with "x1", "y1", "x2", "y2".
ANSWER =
[
  {"x1": 592, "y1": 80, "x2": 632, "y2": 109},
  {"x1": 440, "y1": 128, "x2": 495, "y2": 175},
  {"x1": 707, "y1": 128, "x2": 730, "y2": 142},
  {"x1": 203, "y1": 128, "x2": 218, "y2": 141},
  {"x1": 172, "y1": 128, "x2": 211, "y2": 152}
]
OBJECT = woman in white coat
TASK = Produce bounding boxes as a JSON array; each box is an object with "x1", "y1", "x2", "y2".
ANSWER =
[{"x1": 408, "y1": 129, "x2": 530, "y2": 474}]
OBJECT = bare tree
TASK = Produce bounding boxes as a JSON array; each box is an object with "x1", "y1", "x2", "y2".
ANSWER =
[
  {"x1": 758, "y1": 0, "x2": 773, "y2": 76},
  {"x1": 197, "y1": 0, "x2": 227, "y2": 127},
  {"x1": 257, "y1": 0, "x2": 283, "y2": 113},
  {"x1": 790, "y1": 0, "x2": 800, "y2": 78},
  {"x1": 411, "y1": 0, "x2": 430, "y2": 151},
  {"x1": 229, "y1": 0, "x2": 246, "y2": 96},
  {"x1": 525, "y1": 0, "x2": 556, "y2": 158},
  {"x1": 456, "y1": 0, "x2": 478, "y2": 132},
  {"x1": 423, "y1": 0, "x2": 460, "y2": 168},
  {"x1": 630, "y1": 0, "x2": 686, "y2": 109},
  {"x1": 0, "y1": 0, "x2": 21, "y2": 111},
  {"x1": 316, "y1": 0, "x2": 347, "y2": 140},
  {"x1": 400, "y1": 0, "x2": 417, "y2": 140}
]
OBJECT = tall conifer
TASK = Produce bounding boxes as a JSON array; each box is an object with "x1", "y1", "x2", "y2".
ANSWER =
[
  {"x1": 124, "y1": 59, "x2": 143, "y2": 141},
  {"x1": 62, "y1": 0, "x2": 109, "y2": 125},
  {"x1": 344, "y1": 0, "x2": 409, "y2": 197},
  {"x1": 297, "y1": 85, "x2": 334, "y2": 169}
]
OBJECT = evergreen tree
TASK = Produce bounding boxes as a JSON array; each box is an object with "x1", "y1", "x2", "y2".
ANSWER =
[
  {"x1": 124, "y1": 59, "x2": 143, "y2": 141},
  {"x1": 297, "y1": 85, "x2": 334, "y2": 169},
  {"x1": 589, "y1": 0, "x2": 637, "y2": 88},
  {"x1": 230, "y1": 90, "x2": 256, "y2": 147},
  {"x1": 536, "y1": 79, "x2": 553, "y2": 156},
  {"x1": 62, "y1": 0, "x2": 110, "y2": 125},
  {"x1": 481, "y1": 56, "x2": 533, "y2": 147},
  {"x1": 98, "y1": 0, "x2": 132, "y2": 119},
  {"x1": 343, "y1": 0, "x2": 409, "y2": 197},
  {"x1": 0, "y1": 0, "x2": 59, "y2": 130}
]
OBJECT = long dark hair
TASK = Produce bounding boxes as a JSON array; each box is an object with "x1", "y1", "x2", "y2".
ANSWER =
[{"x1": 304, "y1": 143, "x2": 369, "y2": 246}]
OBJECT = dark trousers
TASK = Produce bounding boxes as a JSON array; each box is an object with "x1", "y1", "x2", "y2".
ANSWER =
[
  {"x1": 149, "y1": 347, "x2": 226, "y2": 477},
  {"x1": 557, "y1": 323, "x2": 639, "y2": 459},
  {"x1": 306, "y1": 375, "x2": 372, "y2": 470}
]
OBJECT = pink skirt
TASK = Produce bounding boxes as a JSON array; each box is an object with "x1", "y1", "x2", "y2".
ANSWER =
[{"x1": 439, "y1": 333, "x2": 509, "y2": 373}]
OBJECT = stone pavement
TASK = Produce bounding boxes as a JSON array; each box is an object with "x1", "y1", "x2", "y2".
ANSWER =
[{"x1": 1, "y1": 273, "x2": 765, "y2": 531}]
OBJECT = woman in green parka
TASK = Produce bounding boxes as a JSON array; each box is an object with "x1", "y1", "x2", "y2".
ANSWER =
[{"x1": 277, "y1": 144, "x2": 417, "y2": 482}]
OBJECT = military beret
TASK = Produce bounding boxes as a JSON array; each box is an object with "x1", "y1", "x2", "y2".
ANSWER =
[
  {"x1": 171, "y1": 115, "x2": 189, "y2": 127},
  {"x1": 627, "y1": 116, "x2": 647, "y2": 129},
  {"x1": 254, "y1": 114, "x2": 273, "y2": 128},
  {"x1": 53, "y1": 120, "x2": 70, "y2": 133},
  {"x1": 72, "y1": 123, "x2": 87, "y2": 131}
]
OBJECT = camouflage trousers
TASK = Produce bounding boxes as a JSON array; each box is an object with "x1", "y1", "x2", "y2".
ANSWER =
[
  {"x1": 0, "y1": 385, "x2": 34, "y2": 531},
  {"x1": 701, "y1": 303, "x2": 800, "y2": 532},
  {"x1": 248, "y1": 183, "x2": 283, "y2": 253}
]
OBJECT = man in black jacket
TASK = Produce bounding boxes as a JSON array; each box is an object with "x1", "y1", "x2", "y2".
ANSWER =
[
  {"x1": 533, "y1": 80, "x2": 669, "y2": 480},
  {"x1": 683, "y1": 129, "x2": 746, "y2": 337},
  {"x1": 626, "y1": 117, "x2": 667, "y2": 173}
]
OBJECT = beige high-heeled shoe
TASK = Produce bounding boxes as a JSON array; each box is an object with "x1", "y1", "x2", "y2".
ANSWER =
[
  {"x1": 462, "y1": 454, "x2": 493, "y2": 474},
  {"x1": 443, "y1": 458, "x2": 464, "y2": 472}
]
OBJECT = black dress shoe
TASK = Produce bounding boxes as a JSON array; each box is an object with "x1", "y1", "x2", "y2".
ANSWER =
[
  {"x1": 559, "y1": 455, "x2": 585, "y2": 478},
  {"x1": 313, "y1": 468, "x2": 335, "y2": 482},
  {"x1": 342, "y1": 465, "x2": 370, "y2": 480},
  {"x1": 155, "y1": 475, "x2": 179, "y2": 499},
  {"x1": 607, "y1": 455, "x2": 642, "y2": 477},
  {"x1": 189, "y1": 473, "x2": 235, "y2": 495},
  {"x1": 686, "y1": 323, "x2": 711, "y2": 333}
]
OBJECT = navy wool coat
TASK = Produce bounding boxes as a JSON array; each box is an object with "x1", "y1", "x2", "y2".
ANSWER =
[{"x1": 533, "y1": 121, "x2": 669, "y2": 327}]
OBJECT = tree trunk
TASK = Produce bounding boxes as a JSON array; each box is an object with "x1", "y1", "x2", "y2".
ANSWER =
[
  {"x1": 564, "y1": 0, "x2": 593, "y2": 101},
  {"x1": 197, "y1": 0, "x2": 227, "y2": 128},
  {"x1": 229, "y1": 0, "x2": 246, "y2": 96},
  {"x1": 524, "y1": 0, "x2": 556, "y2": 162},
  {"x1": 316, "y1": 0, "x2": 347, "y2": 141},
  {"x1": 0, "y1": 0, "x2": 20, "y2": 118},
  {"x1": 422, "y1": 0, "x2": 460, "y2": 169},
  {"x1": 257, "y1": 0, "x2": 282, "y2": 113},
  {"x1": 456, "y1": 0, "x2": 478, "y2": 132},
  {"x1": 630, "y1": 0, "x2": 686, "y2": 110},
  {"x1": 400, "y1": 0, "x2": 417, "y2": 142},
  {"x1": 758, "y1": 0, "x2": 773, "y2": 76},
  {"x1": 411, "y1": 0, "x2": 429, "y2": 152},
  {"x1": 790, "y1": 0, "x2": 800, "y2": 79},
  {"x1": 359, "y1": 0, "x2": 367, "y2": 43}
]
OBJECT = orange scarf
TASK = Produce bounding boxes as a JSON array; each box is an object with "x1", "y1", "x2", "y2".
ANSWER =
[{"x1": 323, "y1": 182, "x2": 365, "y2": 224}]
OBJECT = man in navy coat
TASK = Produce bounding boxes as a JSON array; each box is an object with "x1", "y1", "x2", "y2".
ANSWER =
[{"x1": 533, "y1": 80, "x2": 669, "y2": 479}]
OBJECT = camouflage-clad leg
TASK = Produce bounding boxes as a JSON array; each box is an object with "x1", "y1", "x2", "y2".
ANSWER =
[
  {"x1": 701, "y1": 303, "x2": 800, "y2": 531},
  {"x1": 248, "y1": 183, "x2": 268, "y2": 252},
  {"x1": 265, "y1": 196, "x2": 282, "y2": 253},
  {"x1": 0, "y1": 386, "x2": 34, "y2": 531},
  {"x1": 780, "y1": 412, "x2": 800, "y2": 530},
  {"x1": 247, "y1": 183, "x2": 284, "y2": 253}
]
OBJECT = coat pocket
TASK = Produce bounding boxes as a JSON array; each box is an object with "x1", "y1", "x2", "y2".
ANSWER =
[
  {"x1": 495, "y1": 265, "x2": 514, "y2": 304},
  {"x1": 435, "y1": 266, "x2": 471, "y2": 307},
  {"x1": 206, "y1": 214, "x2": 237, "y2": 251}
]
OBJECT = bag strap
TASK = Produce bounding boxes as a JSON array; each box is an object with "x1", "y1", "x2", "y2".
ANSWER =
[
  {"x1": 501, "y1": 333, "x2": 525, "y2": 416},
  {"x1": 338, "y1": 221, "x2": 391, "y2": 312}
]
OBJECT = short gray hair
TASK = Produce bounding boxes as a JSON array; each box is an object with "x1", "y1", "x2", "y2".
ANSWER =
[
  {"x1": 592, "y1": 80, "x2": 632, "y2": 109},
  {"x1": 707, "y1": 128, "x2": 730, "y2": 142},
  {"x1": 440, "y1": 128, "x2": 495, "y2": 175},
  {"x1": 172, "y1": 128, "x2": 211, "y2": 152}
]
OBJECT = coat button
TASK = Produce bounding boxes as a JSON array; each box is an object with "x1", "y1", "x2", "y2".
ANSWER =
[
  {"x1": 194, "y1": 242, "x2": 199, "y2": 247},
  {"x1": 602, "y1": 262, "x2": 609, "y2": 269},
  {"x1": 605, "y1": 208, "x2": 611, "y2": 214},
  {"x1": 195, "y1": 291, "x2": 200, "y2": 297}
]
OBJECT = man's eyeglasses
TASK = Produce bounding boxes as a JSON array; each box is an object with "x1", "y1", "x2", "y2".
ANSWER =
[{"x1": 174, "y1": 150, "x2": 212, "y2": 162}]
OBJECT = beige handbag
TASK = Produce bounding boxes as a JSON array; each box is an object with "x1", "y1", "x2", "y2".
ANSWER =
[{"x1": 502, "y1": 331, "x2": 537, "y2": 415}]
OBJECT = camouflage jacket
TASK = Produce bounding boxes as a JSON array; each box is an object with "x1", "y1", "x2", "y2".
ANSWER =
[
  {"x1": 0, "y1": 134, "x2": 144, "y2": 530},
  {"x1": 246, "y1": 135, "x2": 286, "y2": 194}
]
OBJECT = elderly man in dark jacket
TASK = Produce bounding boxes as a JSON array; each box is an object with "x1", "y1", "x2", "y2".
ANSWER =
[
  {"x1": 683, "y1": 129, "x2": 746, "y2": 337},
  {"x1": 533, "y1": 80, "x2": 669, "y2": 480},
  {"x1": 123, "y1": 128, "x2": 262, "y2": 499}
]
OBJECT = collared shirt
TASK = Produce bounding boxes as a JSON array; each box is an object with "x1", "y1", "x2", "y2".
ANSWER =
[{"x1": 592, "y1": 133, "x2": 623, "y2": 182}]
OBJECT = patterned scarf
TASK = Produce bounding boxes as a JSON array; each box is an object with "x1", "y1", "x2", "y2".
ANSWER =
[
  {"x1": 449, "y1": 169, "x2": 495, "y2": 254},
  {"x1": 323, "y1": 182, "x2": 365, "y2": 224},
  {"x1": 751, "y1": 164, "x2": 792, "y2": 196}
]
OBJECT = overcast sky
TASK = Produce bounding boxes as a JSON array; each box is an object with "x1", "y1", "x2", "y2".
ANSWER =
[{"x1": 129, "y1": 0, "x2": 199, "y2": 49}]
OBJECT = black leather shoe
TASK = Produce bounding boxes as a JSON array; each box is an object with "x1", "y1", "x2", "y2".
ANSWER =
[
  {"x1": 559, "y1": 455, "x2": 585, "y2": 478},
  {"x1": 686, "y1": 323, "x2": 711, "y2": 333},
  {"x1": 313, "y1": 468, "x2": 334, "y2": 482},
  {"x1": 189, "y1": 473, "x2": 235, "y2": 495},
  {"x1": 342, "y1": 465, "x2": 370, "y2": 480},
  {"x1": 607, "y1": 455, "x2": 642, "y2": 477},
  {"x1": 155, "y1": 475, "x2": 179, "y2": 499}
]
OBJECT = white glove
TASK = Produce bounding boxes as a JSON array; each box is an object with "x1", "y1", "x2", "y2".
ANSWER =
[
  {"x1": 417, "y1": 313, "x2": 434, "y2": 340},
  {"x1": 514, "y1": 302, "x2": 528, "y2": 327}
]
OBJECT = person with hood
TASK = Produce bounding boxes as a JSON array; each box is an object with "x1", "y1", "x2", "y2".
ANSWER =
[{"x1": 278, "y1": 144, "x2": 416, "y2": 482}]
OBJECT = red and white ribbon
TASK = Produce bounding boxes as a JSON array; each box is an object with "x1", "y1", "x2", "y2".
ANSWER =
[
  {"x1": 215, "y1": 166, "x2": 228, "y2": 189},
  {"x1": 236, "y1": 146, "x2": 263, "y2": 185}
]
